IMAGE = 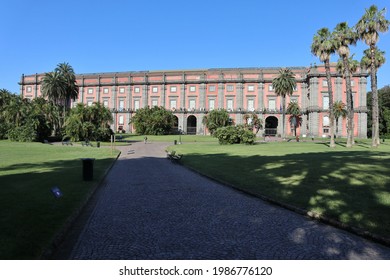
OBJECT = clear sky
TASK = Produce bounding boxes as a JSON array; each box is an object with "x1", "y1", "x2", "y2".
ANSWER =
[{"x1": 1, "y1": 0, "x2": 389, "y2": 94}]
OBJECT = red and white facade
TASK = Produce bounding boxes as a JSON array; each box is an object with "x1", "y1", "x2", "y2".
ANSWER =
[{"x1": 20, "y1": 64, "x2": 368, "y2": 138}]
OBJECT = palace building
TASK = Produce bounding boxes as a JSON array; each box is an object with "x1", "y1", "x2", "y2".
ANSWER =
[{"x1": 20, "y1": 64, "x2": 369, "y2": 138}]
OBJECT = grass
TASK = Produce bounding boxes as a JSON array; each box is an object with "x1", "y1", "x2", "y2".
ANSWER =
[
  {"x1": 113, "y1": 133, "x2": 217, "y2": 143},
  {"x1": 170, "y1": 140, "x2": 390, "y2": 240},
  {"x1": 0, "y1": 141, "x2": 119, "y2": 259}
]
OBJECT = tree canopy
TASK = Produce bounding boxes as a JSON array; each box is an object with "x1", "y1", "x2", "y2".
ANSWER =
[{"x1": 131, "y1": 106, "x2": 175, "y2": 135}]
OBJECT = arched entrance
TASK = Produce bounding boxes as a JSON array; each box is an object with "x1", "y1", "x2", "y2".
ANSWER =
[
  {"x1": 172, "y1": 115, "x2": 179, "y2": 134},
  {"x1": 187, "y1": 115, "x2": 197, "y2": 135},
  {"x1": 265, "y1": 116, "x2": 278, "y2": 136}
]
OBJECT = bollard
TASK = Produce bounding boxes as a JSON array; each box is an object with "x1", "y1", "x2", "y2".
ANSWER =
[{"x1": 82, "y1": 158, "x2": 95, "y2": 181}]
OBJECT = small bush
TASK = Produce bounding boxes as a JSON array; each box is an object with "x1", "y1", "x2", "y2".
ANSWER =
[{"x1": 214, "y1": 125, "x2": 256, "y2": 145}]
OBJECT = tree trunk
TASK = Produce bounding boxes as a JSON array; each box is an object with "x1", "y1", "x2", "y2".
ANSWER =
[
  {"x1": 282, "y1": 95, "x2": 286, "y2": 139},
  {"x1": 343, "y1": 55, "x2": 354, "y2": 148},
  {"x1": 371, "y1": 45, "x2": 379, "y2": 147},
  {"x1": 325, "y1": 59, "x2": 335, "y2": 148}
]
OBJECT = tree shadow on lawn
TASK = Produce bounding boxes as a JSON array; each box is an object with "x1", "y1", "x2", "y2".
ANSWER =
[
  {"x1": 181, "y1": 149, "x2": 390, "y2": 241},
  {"x1": 0, "y1": 157, "x2": 114, "y2": 259}
]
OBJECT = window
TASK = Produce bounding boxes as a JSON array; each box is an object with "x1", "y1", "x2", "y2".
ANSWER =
[
  {"x1": 268, "y1": 99, "x2": 276, "y2": 110},
  {"x1": 248, "y1": 85, "x2": 255, "y2": 92},
  {"x1": 227, "y1": 85, "x2": 234, "y2": 92},
  {"x1": 88, "y1": 88, "x2": 93, "y2": 94},
  {"x1": 227, "y1": 99, "x2": 234, "y2": 111},
  {"x1": 103, "y1": 100, "x2": 109, "y2": 107},
  {"x1": 322, "y1": 80, "x2": 328, "y2": 87},
  {"x1": 189, "y1": 99, "x2": 196, "y2": 110},
  {"x1": 247, "y1": 99, "x2": 254, "y2": 111},
  {"x1": 152, "y1": 86, "x2": 158, "y2": 93},
  {"x1": 104, "y1": 88, "x2": 109, "y2": 94},
  {"x1": 268, "y1": 84, "x2": 274, "y2": 91},
  {"x1": 152, "y1": 99, "x2": 158, "y2": 107},
  {"x1": 119, "y1": 87, "x2": 125, "y2": 93},
  {"x1": 118, "y1": 115, "x2": 124, "y2": 125},
  {"x1": 189, "y1": 86, "x2": 196, "y2": 92},
  {"x1": 351, "y1": 80, "x2": 355, "y2": 87},
  {"x1": 293, "y1": 85, "x2": 298, "y2": 91},
  {"x1": 134, "y1": 100, "x2": 140, "y2": 110},
  {"x1": 87, "y1": 100, "x2": 93, "y2": 106},
  {"x1": 170, "y1": 86, "x2": 177, "y2": 93},
  {"x1": 209, "y1": 99, "x2": 215, "y2": 110},
  {"x1": 209, "y1": 85, "x2": 216, "y2": 92},
  {"x1": 170, "y1": 99, "x2": 177, "y2": 110},
  {"x1": 134, "y1": 87, "x2": 140, "y2": 93},
  {"x1": 323, "y1": 96, "x2": 329, "y2": 110},
  {"x1": 26, "y1": 86, "x2": 32, "y2": 93},
  {"x1": 119, "y1": 100, "x2": 124, "y2": 111},
  {"x1": 323, "y1": 116, "x2": 330, "y2": 127},
  {"x1": 290, "y1": 96, "x2": 298, "y2": 103}
]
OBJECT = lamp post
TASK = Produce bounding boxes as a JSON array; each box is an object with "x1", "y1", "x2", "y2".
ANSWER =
[{"x1": 179, "y1": 126, "x2": 182, "y2": 144}]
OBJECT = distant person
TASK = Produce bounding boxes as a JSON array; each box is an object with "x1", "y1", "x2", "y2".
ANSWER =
[{"x1": 144, "y1": 136, "x2": 148, "y2": 144}]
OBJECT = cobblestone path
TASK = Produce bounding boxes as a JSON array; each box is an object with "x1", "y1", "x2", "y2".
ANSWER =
[{"x1": 65, "y1": 142, "x2": 390, "y2": 259}]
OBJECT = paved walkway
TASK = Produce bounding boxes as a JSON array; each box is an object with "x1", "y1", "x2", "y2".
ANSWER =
[{"x1": 58, "y1": 142, "x2": 390, "y2": 259}]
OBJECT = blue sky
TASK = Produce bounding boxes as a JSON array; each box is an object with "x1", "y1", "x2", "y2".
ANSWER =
[{"x1": 1, "y1": 0, "x2": 389, "y2": 94}]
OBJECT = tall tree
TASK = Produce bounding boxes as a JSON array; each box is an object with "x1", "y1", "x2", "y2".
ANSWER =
[
  {"x1": 41, "y1": 63, "x2": 79, "y2": 134},
  {"x1": 55, "y1": 62, "x2": 79, "y2": 109},
  {"x1": 272, "y1": 68, "x2": 296, "y2": 139},
  {"x1": 311, "y1": 27, "x2": 336, "y2": 147},
  {"x1": 336, "y1": 55, "x2": 359, "y2": 144},
  {"x1": 286, "y1": 101, "x2": 302, "y2": 140},
  {"x1": 332, "y1": 22, "x2": 358, "y2": 147},
  {"x1": 356, "y1": 5, "x2": 390, "y2": 147}
]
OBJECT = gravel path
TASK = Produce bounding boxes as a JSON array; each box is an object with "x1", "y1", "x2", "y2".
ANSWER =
[{"x1": 62, "y1": 142, "x2": 390, "y2": 259}]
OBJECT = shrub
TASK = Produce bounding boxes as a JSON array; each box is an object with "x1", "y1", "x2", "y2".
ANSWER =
[{"x1": 214, "y1": 125, "x2": 256, "y2": 145}]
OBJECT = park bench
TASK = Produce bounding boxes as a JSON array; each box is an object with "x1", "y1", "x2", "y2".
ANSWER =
[
  {"x1": 166, "y1": 150, "x2": 183, "y2": 162},
  {"x1": 82, "y1": 141, "x2": 93, "y2": 147},
  {"x1": 62, "y1": 140, "x2": 73, "y2": 145}
]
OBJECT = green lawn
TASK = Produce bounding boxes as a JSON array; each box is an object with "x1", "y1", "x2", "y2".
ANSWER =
[
  {"x1": 0, "y1": 141, "x2": 119, "y2": 259},
  {"x1": 114, "y1": 133, "x2": 217, "y2": 143},
  {"x1": 170, "y1": 140, "x2": 390, "y2": 240}
]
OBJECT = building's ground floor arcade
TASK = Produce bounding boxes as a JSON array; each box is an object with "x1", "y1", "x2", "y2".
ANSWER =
[{"x1": 113, "y1": 110, "x2": 367, "y2": 138}]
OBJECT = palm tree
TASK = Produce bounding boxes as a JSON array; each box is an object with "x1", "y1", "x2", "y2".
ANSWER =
[
  {"x1": 333, "y1": 101, "x2": 348, "y2": 138},
  {"x1": 286, "y1": 101, "x2": 302, "y2": 140},
  {"x1": 202, "y1": 109, "x2": 230, "y2": 136},
  {"x1": 356, "y1": 5, "x2": 390, "y2": 147},
  {"x1": 272, "y1": 68, "x2": 296, "y2": 139},
  {"x1": 332, "y1": 22, "x2": 358, "y2": 148},
  {"x1": 41, "y1": 71, "x2": 67, "y2": 130},
  {"x1": 336, "y1": 55, "x2": 359, "y2": 144},
  {"x1": 243, "y1": 112, "x2": 263, "y2": 134},
  {"x1": 55, "y1": 62, "x2": 79, "y2": 110},
  {"x1": 311, "y1": 27, "x2": 336, "y2": 148},
  {"x1": 41, "y1": 71, "x2": 66, "y2": 106}
]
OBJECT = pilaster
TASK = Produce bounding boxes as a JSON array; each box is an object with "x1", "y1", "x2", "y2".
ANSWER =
[
  {"x1": 111, "y1": 85, "x2": 117, "y2": 109},
  {"x1": 180, "y1": 84, "x2": 186, "y2": 109},
  {"x1": 237, "y1": 83, "x2": 243, "y2": 110},
  {"x1": 218, "y1": 83, "x2": 224, "y2": 108},
  {"x1": 309, "y1": 77, "x2": 319, "y2": 106},
  {"x1": 161, "y1": 84, "x2": 166, "y2": 107},
  {"x1": 199, "y1": 84, "x2": 206, "y2": 109},
  {"x1": 142, "y1": 85, "x2": 148, "y2": 108},
  {"x1": 336, "y1": 77, "x2": 343, "y2": 101},
  {"x1": 257, "y1": 82, "x2": 264, "y2": 109}
]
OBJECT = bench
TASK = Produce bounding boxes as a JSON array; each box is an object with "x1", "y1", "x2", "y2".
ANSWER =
[
  {"x1": 62, "y1": 140, "x2": 73, "y2": 145},
  {"x1": 166, "y1": 150, "x2": 183, "y2": 162},
  {"x1": 82, "y1": 141, "x2": 93, "y2": 147}
]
